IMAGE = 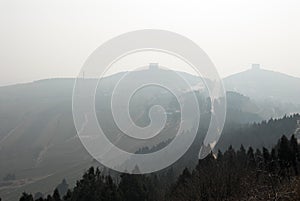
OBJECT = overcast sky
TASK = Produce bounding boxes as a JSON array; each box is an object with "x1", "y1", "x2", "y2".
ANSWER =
[{"x1": 0, "y1": 0, "x2": 300, "y2": 86}]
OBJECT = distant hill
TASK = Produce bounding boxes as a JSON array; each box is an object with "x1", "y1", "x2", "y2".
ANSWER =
[{"x1": 224, "y1": 64, "x2": 300, "y2": 104}]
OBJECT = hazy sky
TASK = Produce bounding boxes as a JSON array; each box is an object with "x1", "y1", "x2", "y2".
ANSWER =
[{"x1": 0, "y1": 0, "x2": 300, "y2": 86}]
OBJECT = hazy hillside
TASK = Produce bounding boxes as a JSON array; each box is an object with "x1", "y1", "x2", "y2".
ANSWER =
[
  {"x1": 1, "y1": 67, "x2": 300, "y2": 200},
  {"x1": 224, "y1": 65, "x2": 300, "y2": 104},
  {"x1": 0, "y1": 68, "x2": 206, "y2": 201},
  {"x1": 0, "y1": 67, "x2": 298, "y2": 179}
]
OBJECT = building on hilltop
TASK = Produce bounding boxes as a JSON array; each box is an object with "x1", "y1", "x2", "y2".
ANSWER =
[
  {"x1": 149, "y1": 63, "x2": 159, "y2": 71},
  {"x1": 251, "y1": 64, "x2": 261, "y2": 70}
]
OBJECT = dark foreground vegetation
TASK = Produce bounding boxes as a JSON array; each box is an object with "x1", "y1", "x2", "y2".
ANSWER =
[{"x1": 14, "y1": 133, "x2": 300, "y2": 201}]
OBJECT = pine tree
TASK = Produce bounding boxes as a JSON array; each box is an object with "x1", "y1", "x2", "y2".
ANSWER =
[
  {"x1": 224, "y1": 145, "x2": 236, "y2": 167},
  {"x1": 262, "y1": 147, "x2": 270, "y2": 161},
  {"x1": 278, "y1": 135, "x2": 293, "y2": 179},
  {"x1": 278, "y1": 135, "x2": 292, "y2": 168},
  {"x1": 53, "y1": 189, "x2": 61, "y2": 201},
  {"x1": 237, "y1": 145, "x2": 247, "y2": 167},
  {"x1": 45, "y1": 195, "x2": 52, "y2": 201},
  {"x1": 177, "y1": 168, "x2": 192, "y2": 185},
  {"x1": 217, "y1": 149, "x2": 223, "y2": 161},
  {"x1": 247, "y1": 147, "x2": 256, "y2": 168},
  {"x1": 19, "y1": 193, "x2": 34, "y2": 201},
  {"x1": 34, "y1": 192, "x2": 44, "y2": 200},
  {"x1": 63, "y1": 189, "x2": 72, "y2": 201},
  {"x1": 119, "y1": 173, "x2": 149, "y2": 201},
  {"x1": 290, "y1": 135, "x2": 299, "y2": 175}
]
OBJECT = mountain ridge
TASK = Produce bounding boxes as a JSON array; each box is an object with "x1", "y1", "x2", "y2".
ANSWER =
[{"x1": 223, "y1": 66, "x2": 300, "y2": 104}]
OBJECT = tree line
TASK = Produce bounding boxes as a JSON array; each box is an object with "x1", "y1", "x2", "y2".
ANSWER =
[{"x1": 15, "y1": 133, "x2": 300, "y2": 201}]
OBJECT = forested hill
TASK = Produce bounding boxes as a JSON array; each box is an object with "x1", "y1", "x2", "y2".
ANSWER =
[
  {"x1": 6, "y1": 114, "x2": 300, "y2": 201},
  {"x1": 169, "y1": 114, "x2": 300, "y2": 175},
  {"x1": 218, "y1": 113, "x2": 300, "y2": 150},
  {"x1": 15, "y1": 133, "x2": 300, "y2": 201}
]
